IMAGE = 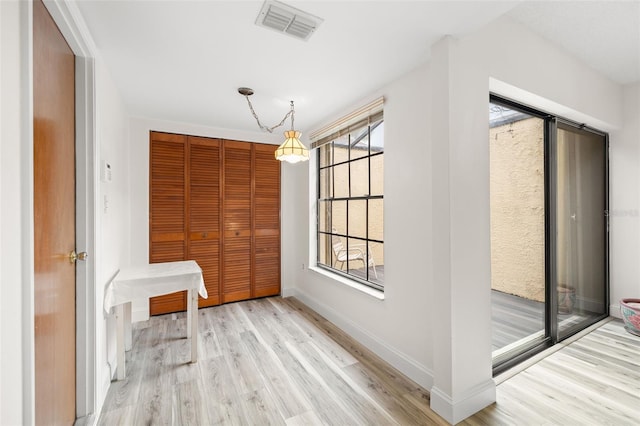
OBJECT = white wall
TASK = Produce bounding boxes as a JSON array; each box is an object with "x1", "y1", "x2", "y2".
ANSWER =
[
  {"x1": 610, "y1": 82, "x2": 640, "y2": 313},
  {"x1": 94, "y1": 58, "x2": 131, "y2": 411},
  {"x1": 295, "y1": 63, "x2": 434, "y2": 388},
  {"x1": 0, "y1": 2, "x2": 32, "y2": 424},
  {"x1": 127, "y1": 117, "x2": 287, "y2": 321},
  {"x1": 289, "y1": 15, "x2": 629, "y2": 424}
]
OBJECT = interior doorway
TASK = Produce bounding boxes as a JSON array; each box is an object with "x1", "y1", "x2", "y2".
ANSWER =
[
  {"x1": 489, "y1": 95, "x2": 609, "y2": 374},
  {"x1": 33, "y1": 0, "x2": 78, "y2": 422}
]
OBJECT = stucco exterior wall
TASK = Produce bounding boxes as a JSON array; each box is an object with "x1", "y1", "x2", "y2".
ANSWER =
[{"x1": 490, "y1": 117, "x2": 545, "y2": 302}]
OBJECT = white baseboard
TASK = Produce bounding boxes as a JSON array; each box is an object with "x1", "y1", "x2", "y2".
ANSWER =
[
  {"x1": 610, "y1": 303, "x2": 622, "y2": 319},
  {"x1": 430, "y1": 379, "x2": 496, "y2": 425},
  {"x1": 285, "y1": 288, "x2": 433, "y2": 390},
  {"x1": 86, "y1": 365, "x2": 112, "y2": 426},
  {"x1": 74, "y1": 414, "x2": 98, "y2": 426},
  {"x1": 281, "y1": 287, "x2": 297, "y2": 298}
]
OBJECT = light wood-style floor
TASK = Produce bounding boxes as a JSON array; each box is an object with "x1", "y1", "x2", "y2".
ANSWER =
[
  {"x1": 466, "y1": 319, "x2": 640, "y2": 425},
  {"x1": 98, "y1": 297, "x2": 640, "y2": 425},
  {"x1": 98, "y1": 297, "x2": 446, "y2": 425}
]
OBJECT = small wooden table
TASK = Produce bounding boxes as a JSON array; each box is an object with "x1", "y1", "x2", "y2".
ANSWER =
[{"x1": 104, "y1": 260, "x2": 208, "y2": 380}]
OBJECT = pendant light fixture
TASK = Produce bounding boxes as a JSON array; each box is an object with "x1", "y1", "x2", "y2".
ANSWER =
[{"x1": 238, "y1": 87, "x2": 309, "y2": 163}]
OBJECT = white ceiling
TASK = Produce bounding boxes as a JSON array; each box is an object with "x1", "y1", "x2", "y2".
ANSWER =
[
  {"x1": 509, "y1": 1, "x2": 640, "y2": 86},
  {"x1": 74, "y1": 0, "x2": 640, "y2": 135}
]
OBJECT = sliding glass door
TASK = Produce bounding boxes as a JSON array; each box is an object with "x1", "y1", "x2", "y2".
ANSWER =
[
  {"x1": 490, "y1": 97, "x2": 609, "y2": 374},
  {"x1": 489, "y1": 101, "x2": 547, "y2": 367},
  {"x1": 553, "y1": 120, "x2": 608, "y2": 340}
]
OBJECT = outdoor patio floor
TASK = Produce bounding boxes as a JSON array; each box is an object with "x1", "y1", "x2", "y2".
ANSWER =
[
  {"x1": 492, "y1": 290, "x2": 545, "y2": 351},
  {"x1": 492, "y1": 289, "x2": 596, "y2": 351}
]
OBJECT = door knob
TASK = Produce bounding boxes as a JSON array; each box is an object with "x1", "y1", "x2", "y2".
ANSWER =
[{"x1": 68, "y1": 250, "x2": 89, "y2": 264}]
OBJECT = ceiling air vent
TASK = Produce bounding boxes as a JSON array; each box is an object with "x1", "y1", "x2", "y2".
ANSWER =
[{"x1": 256, "y1": 0, "x2": 323, "y2": 41}]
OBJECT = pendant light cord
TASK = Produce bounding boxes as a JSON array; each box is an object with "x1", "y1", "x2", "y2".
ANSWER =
[{"x1": 242, "y1": 95, "x2": 295, "y2": 134}]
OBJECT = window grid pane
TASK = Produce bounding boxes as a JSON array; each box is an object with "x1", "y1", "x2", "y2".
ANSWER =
[
  {"x1": 333, "y1": 163, "x2": 350, "y2": 198},
  {"x1": 317, "y1": 118, "x2": 384, "y2": 289},
  {"x1": 348, "y1": 199, "x2": 366, "y2": 239},
  {"x1": 334, "y1": 136, "x2": 349, "y2": 164},
  {"x1": 319, "y1": 144, "x2": 332, "y2": 168},
  {"x1": 350, "y1": 158, "x2": 369, "y2": 197},
  {"x1": 350, "y1": 124, "x2": 369, "y2": 160}
]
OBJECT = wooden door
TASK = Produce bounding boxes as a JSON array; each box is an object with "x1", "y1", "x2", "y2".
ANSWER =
[
  {"x1": 33, "y1": 0, "x2": 77, "y2": 423},
  {"x1": 222, "y1": 141, "x2": 252, "y2": 302},
  {"x1": 253, "y1": 143, "x2": 281, "y2": 297},
  {"x1": 149, "y1": 132, "x2": 187, "y2": 314},
  {"x1": 188, "y1": 136, "x2": 221, "y2": 307}
]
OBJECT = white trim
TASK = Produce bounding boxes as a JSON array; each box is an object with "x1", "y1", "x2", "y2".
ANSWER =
[
  {"x1": 281, "y1": 287, "x2": 298, "y2": 298},
  {"x1": 41, "y1": 0, "x2": 99, "y2": 422},
  {"x1": 610, "y1": 303, "x2": 622, "y2": 319},
  {"x1": 489, "y1": 77, "x2": 616, "y2": 132},
  {"x1": 308, "y1": 150, "x2": 318, "y2": 269},
  {"x1": 308, "y1": 266, "x2": 384, "y2": 300},
  {"x1": 290, "y1": 288, "x2": 433, "y2": 390},
  {"x1": 309, "y1": 96, "x2": 384, "y2": 142},
  {"x1": 42, "y1": 0, "x2": 97, "y2": 58},
  {"x1": 74, "y1": 56, "x2": 97, "y2": 423},
  {"x1": 20, "y1": 1, "x2": 36, "y2": 423},
  {"x1": 430, "y1": 380, "x2": 496, "y2": 425}
]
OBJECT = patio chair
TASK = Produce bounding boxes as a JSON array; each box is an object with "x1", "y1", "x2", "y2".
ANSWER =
[{"x1": 331, "y1": 232, "x2": 378, "y2": 279}]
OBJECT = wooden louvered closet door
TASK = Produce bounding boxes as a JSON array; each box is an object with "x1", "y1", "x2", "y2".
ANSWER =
[
  {"x1": 149, "y1": 133, "x2": 280, "y2": 315},
  {"x1": 222, "y1": 141, "x2": 253, "y2": 303},
  {"x1": 253, "y1": 143, "x2": 281, "y2": 297},
  {"x1": 188, "y1": 136, "x2": 221, "y2": 306},
  {"x1": 149, "y1": 132, "x2": 187, "y2": 315}
]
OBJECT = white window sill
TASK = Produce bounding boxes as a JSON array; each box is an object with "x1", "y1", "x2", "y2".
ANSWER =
[{"x1": 308, "y1": 266, "x2": 385, "y2": 301}]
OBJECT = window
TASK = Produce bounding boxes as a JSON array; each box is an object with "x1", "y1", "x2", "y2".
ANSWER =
[{"x1": 316, "y1": 115, "x2": 384, "y2": 289}]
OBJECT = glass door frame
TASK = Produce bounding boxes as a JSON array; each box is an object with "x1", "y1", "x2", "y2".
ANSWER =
[
  {"x1": 490, "y1": 95, "x2": 553, "y2": 374},
  {"x1": 490, "y1": 95, "x2": 610, "y2": 376},
  {"x1": 550, "y1": 117, "x2": 610, "y2": 342}
]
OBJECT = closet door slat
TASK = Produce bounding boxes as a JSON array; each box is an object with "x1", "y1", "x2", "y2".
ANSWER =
[
  {"x1": 253, "y1": 143, "x2": 281, "y2": 298},
  {"x1": 188, "y1": 136, "x2": 221, "y2": 307},
  {"x1": 149, "y1": 131, "x2": 187, "y2": 315},
  {"x1": 222, "y1": 141, "x2": 252, "y2": 303}
]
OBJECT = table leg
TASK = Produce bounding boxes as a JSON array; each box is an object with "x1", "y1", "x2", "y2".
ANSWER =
[
  {"x1": 116, "y1": 303, "x2": 126, "y2": 380},
  {"x1": 124, "y1": 301, "x2": 132, "y2": 351},
  {"x1": 190, "y1": 289, "x2": 198, "y2": 363},
  {"x1": 187, "y1": 289, "x2": 192, "y2": 339}
]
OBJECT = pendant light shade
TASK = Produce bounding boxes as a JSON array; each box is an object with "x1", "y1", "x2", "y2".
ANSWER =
[
  {"x1": 238, "y1": 87, "x2": 309, "y2": 164},
  {"x1": 275, "y1": 130, "x2": 309, "y2": 163}
]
